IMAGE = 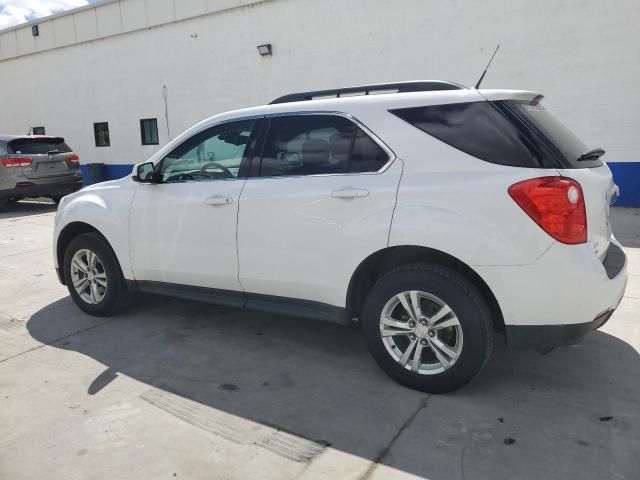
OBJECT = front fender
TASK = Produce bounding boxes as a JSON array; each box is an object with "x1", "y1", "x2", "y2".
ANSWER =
[{"x1": 54, "y1": 179, "x2": 136, "y2": 279}]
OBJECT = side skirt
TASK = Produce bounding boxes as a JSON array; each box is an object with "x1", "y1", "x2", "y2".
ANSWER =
[{"x1": 135, "y1": 281, "x2": 351, "y2": 326}]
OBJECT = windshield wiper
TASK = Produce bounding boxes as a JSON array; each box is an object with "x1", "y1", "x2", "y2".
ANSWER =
[
  {"x1": 47, "y1": 149, "x2": 60, "y2": 155},
  {"x1": 577, "y1": 148, "x2": 605, "y2": 162}
]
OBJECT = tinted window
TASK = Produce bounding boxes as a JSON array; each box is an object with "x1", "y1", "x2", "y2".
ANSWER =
[
  {"x1": 259, "y1": 115, "x2": 388, "y2": 176},
  {"x1": 160, "y1": 120, "x2": 254, "y2": 182},
  {"x1": 510, "y1": 101, "x2": 600, "y2": 168},
  {"x1": 351, "y1": 128, "x2": 389, "y2": 172},
  {"x1": 94, "y1": 122, "x2": 110, "y2": 147},
  {"x1": 8, "y1": 138, "x2": 72, "y2": 154},
  {"x1": 391, "y1": 102, "x2": 553, "y2": 168},
  {"x1": 140, "y1": 118, "x2": 159, "y2": 145},
  {"x1": 32, "y1": 126, "x2": 45, "y2": 135}
]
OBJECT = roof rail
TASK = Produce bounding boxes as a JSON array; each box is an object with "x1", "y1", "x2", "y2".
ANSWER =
[{"x1": 269, "y1": 80, "x2": 466, "y2": 105}]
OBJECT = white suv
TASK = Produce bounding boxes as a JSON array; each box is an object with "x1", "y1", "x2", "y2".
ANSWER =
[{"x1": 54, "y1": 81, "x2": 628, "y2": 392}]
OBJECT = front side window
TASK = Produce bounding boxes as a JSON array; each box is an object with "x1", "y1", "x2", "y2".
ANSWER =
[
  {"x1": 160, "y1": 120, "x2": 255, "y2": 182},
  {"x1": 94, "y1": 122, "x2": 110, "y2": 147},
  {"x1": 259, "y1": 115, "x2": 389, "y2": 177}
]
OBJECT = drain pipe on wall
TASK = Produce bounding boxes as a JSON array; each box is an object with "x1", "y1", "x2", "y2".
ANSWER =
[{"x1": 162, "y1": 85, "x2": 171, "y2": 140}]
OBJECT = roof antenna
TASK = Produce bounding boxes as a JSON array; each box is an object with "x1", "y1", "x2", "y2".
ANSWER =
[
  {"x1": 474, "y1": 44, "x2": 500, "y2": 89},
  {"x1": 26, "y1": 126, "x2": 32, "y2": 135}
]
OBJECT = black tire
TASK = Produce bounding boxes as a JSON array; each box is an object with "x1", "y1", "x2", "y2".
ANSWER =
[
  {"x1": 63, "y1": 232, "x2": 130, "y2": 316},
  {"x1": 361, "y1": 263, "x2": 494, "y2": 393}
]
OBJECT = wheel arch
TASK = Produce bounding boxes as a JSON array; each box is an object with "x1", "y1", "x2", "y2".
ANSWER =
[{"x1": 346, "y1": 245, "x2": 505, "y2": 333}]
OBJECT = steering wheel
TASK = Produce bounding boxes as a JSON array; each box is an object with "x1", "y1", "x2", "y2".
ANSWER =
[
  {"x1": 200, "y1": 162, "x2": 234, "y2": 178},
  {"x1": 175, "y1": 173, "x2": 194, "y2": 181}
]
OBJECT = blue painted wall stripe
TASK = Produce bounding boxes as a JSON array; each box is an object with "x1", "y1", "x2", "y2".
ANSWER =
[
  {"x1": 80, "y1": 161, "x2": 640, "y2": 207},
  {"x1": 607, "y1": 162, "x2": 640, "y2": 207}
]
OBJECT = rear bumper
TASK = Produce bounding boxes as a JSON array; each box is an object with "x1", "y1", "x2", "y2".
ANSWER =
[
  {"x1": 0, "y1": 174, "x2": 83, "y2": 199},
  {"x1": 476, "y1": 237, "x2": 628, "y2": 350},
  {"x1": 505, "y1": 306, "x2": 617, "y2": 350}
]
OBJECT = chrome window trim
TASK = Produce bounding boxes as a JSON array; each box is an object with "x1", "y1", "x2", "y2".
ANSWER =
[
  {"x1": 154, "y1": 111, "x2": 397, "y2": 181},
  {"x1": 257, "y1": 111, "x2": 397, "y2": 177}
]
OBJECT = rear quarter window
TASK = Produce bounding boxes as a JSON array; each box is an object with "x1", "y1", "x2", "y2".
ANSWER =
[
  {"x1": 390, "y1": 101, "x2": 599, "y2": 169},
  {"x1": 390, "y1": 102, "x2": 554, "y2": 168}
]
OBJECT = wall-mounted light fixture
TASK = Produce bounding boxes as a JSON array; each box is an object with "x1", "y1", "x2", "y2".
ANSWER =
[
  {"x1": 257, "y1": 44, "x2": 272, "y2": 56},
  {"x1": 32, "y1": 25, "x2": 39, "y2": 37}
]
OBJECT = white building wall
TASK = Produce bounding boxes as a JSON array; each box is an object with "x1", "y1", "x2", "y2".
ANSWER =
[{"x1": 0, "y1": 0, "x2": 639, "y2": 203}]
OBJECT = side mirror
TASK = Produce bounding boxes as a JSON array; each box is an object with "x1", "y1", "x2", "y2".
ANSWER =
[{"x1": 133, "y1": 162, "x2": 160, "y2": 183}]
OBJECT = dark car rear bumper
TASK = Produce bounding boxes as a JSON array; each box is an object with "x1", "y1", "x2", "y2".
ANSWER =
[
  {"x1": 1, "y1": 174, "x2": 83, "y2": 199},
  {"x1": 506, "y1": 308, "x2": 616, "y2": 350}
]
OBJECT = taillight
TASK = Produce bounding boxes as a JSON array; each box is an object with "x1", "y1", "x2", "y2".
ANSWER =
[
  {"x1": 508, "y1": 176, "x2": 587, "y2": 244},
  {"x1": 68, "y1": 154, "x2": 80, "y2": 163},
  {"x1": 1, "y1": 157, "x2": 32, "y2": 168}
]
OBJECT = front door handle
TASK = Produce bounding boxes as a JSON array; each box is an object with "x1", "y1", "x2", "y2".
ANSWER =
[
  {"x1": 331, "y1": 188, "x2": 369, "y2": 199},
  {"x1": 204, "y1": 196, "x2": 233, "y2": 206}
]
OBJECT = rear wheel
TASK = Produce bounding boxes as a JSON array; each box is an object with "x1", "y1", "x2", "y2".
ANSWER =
[
  {"x1": 63, "y1": 233, "x2": 130, "y2": 316},
  {"x1": 361, "y1": 264, "x2": 493, "y2": 393}
]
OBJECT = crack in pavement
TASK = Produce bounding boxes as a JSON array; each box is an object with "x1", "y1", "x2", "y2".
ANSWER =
[
  {"x1": 357, "y1": 395, "x2": 431, "y2": 480},
  {"x1": 0, "y1": 317, "x2": 117, "y2": 365}
]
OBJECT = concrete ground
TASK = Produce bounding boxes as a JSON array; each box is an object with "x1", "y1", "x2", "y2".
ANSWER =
[{"x1": 0, "y1": 201, "x2": 639, "y2": 480}]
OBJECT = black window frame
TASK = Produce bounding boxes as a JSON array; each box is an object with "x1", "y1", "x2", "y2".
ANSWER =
[
  {"x1": 31, "y1": 126, "x2": 45, "y2": 135},
  {"x1": 93, "y1": 122, "x2": 110, "y2": 147},
  {"x1": 140, "y1": 118, "x2": 159, "y2": 145},
  {"x1": 156, "y1": 118, "x2": 261, "y2": 183},
  {"x1": 252, "y1": 114, "x2": 390, "y2": 178}
]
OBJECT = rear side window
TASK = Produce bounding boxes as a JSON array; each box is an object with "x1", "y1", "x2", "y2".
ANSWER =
[
  {"x1": 8, "y1": 138, "x2": 72, "y2": 154},
  {"x1": 259, "y1": 115, "x2": 389, "y2": 177},
  {"x1": 391, "y1": 102, "x2": 552, "y2": 168},
  {"x1": 391, "y1": 101, "x2": 599, "y2": 169}
]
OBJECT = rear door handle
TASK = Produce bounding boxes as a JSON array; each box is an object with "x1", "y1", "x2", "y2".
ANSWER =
[
  {"x1": 331, "y1": 188, "x2": 369, "y2": 199},
  {"x1": 204, "y1": 196, "x2": 233, "y2": 206}
]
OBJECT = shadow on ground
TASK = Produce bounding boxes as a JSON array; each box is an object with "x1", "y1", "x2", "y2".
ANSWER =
[
  {"x1": 26, "y1": 294, "x2": 640, "y2": 479},
  {"x1": 0, "y1": 199, "x2": 57, "y2": 219}
]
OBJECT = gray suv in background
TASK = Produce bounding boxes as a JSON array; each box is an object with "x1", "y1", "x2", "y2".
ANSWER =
[{"x1": 0, "y1": 135, "x2": 83, "y2": 208}]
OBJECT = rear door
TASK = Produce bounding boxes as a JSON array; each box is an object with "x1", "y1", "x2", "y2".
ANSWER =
[
  {"x1": 8, "y1": 137, "x2": 79, "y2": 179},
  {"x1": 237, "y1": 113, "x2": 402, "y2": 308}
]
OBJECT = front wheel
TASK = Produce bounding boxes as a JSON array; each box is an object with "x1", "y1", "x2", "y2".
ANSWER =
[
  {"x1": 63, "y1": 232, "x2": 130, "y2": 316},
  {"x1": 361, "y1": 264, "x2": 494, "y2": 393}
]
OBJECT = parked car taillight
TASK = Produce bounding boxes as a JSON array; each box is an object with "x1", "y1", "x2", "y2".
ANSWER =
[
  {"x1": 68, "y1": 154, "x2": 80, "y2": 163},
  {"x1": 1, "y1": 157, "x2": 33, "y2": 168},
  {"x1": 508, "y1": 176, "x2": 587, "y2": 244}
]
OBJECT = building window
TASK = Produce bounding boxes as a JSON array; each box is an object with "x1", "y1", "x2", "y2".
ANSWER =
[
  {"x1": 94, "y1": 122, "x2": 110, "y2": 147},
  {"x1": 32, "y1": 126, "x2": 45, "y2": 135},
  {"x1": 140, "y1": 118, "x2": 159, "y2": 145}
]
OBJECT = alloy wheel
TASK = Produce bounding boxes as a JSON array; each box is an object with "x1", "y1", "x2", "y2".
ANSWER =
[
  {"x1": 70, "y1": 249, "x2": 108, "y2": 304},
  {"x1": 379, "y1": 290, "x2": 463, "y2": 375}
]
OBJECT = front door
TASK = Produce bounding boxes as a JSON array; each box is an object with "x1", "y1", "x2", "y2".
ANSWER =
[{"x1": 129, "y1": 119, "x2": 257, "y2": 291}]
